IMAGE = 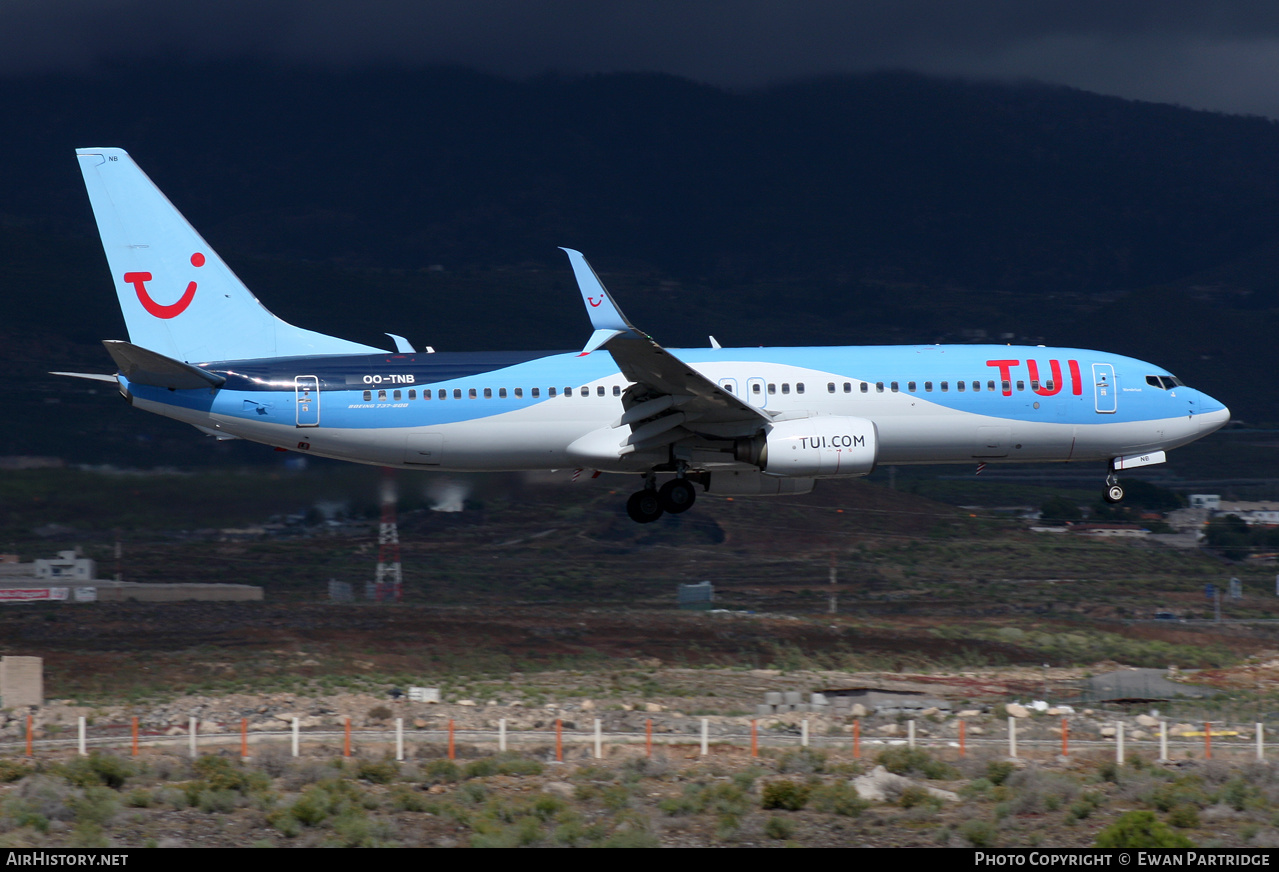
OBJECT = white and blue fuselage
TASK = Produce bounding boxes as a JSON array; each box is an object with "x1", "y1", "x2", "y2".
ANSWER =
[{"x1": 125, "y1": 344, "x2": 1227, "y2": 472}]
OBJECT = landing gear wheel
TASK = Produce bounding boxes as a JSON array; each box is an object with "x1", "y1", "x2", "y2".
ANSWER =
[
  {"x1": 626, "y1": 490, "x2": 664, "y2": 523},
  {"x1": 658, "y1": 479, "x2": 697, "y2": 514},
  {"x1": 1104, "y1": 484, "x2": 1124, "y2": 504}
]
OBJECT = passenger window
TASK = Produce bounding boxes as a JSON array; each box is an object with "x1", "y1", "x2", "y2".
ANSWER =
[
  {"x1": 514, "y1": 388, "x2": 523, "y2": 398},
  {"x1": 499, "y1": 388, "x2": 507, "y2": 398},
  {"x1": 752, "y1": 383, "x2": 761, "y2": 394},
  {"x1": 987, "y1": 381, "x2": 995, "y2": 392},
  {"x1": 781, "y1": 383, "x2": 790, "y2": 394},
  {"x1": 924, "y1": 382, "x2": 933, "y2": 392},
  {"x1": 565, "y1": 387, "x2": 573, "y2": 397},
  {"x1": 957, "y1": 381, "x2": 965, "y2": 392},
  {"x1": 907, "y1": 382, "x2": 916, "y2": 392},
  {"x1": 724, "y1": 384, "x2": 734, "y2": 393},
  {"x1": 548, "y1": 387, "x2": 557, "y2": 397},
  {"x1": 1001, "y1": 380, "x2": 1010, "y2": 393},
  {"x1": 378, "y1": 390, "x2": 387, "y2": 401},
  {"x1": 468, "y1": 388, "x2": 477, "y2": 399},
  {"x1": 362, "y1": 390, "x2": 371, "y2": 402},
  {"x1": 481, "y1": 388, "x2": 490, "y2": 398},
  {"x1": 532, "y1": 388, "x2": 540, "y2": 398},
  {"x1": 1030, "y1": 380, "x2": 1039, "y2": 391},
  {"x1": 408, "y1": 390, "x2": 416, "y2": 400},
  {"x1": 843, "y1": 382, "x2": 852, "y2": 393},
  {"x1": 1045, "y1": 380, "x2": 1055, "y2": 391},
  {"x1": 796, "y1": 383, "x2": 805, "y2": 394},
  {"x1": 597, "y1": 386, "x2": 605, "y2": 396},
  {"x1": 890, "y1": 382, "x2": 899, "y2": 392},
  {"x1": 1016, "y1": 380, "x2": 1025, "y2": 391},
  {"x1": 941, "y1": 381, "x2": 949, "y2": 392},
  {"x1": 827, "y1": 382, "x2": 836, "y2": 393},
  {"x1": 393, "y1": 390, "x2": 402, "y2": 401},
  {"x1": 971, "y1": 382, "x2": 979, "y2": 392},
  {"x1": 453, "y1": 389, "x2": 462, "y2": 399},
  {"x1": 860, "y1": 383, "x2": 868, "y2": 393},
  {"x1": 876, "y1": 382, "x2": 884, "y2": 393},
  {"x1": 768, "y1": 383, "x2": 776, "y2": 394},
  {"x1": 423, "y1": 390, "x2": 431, "y2": 400},
  {"x1": 613, "y1": 385, "x2": 621, "y2": 396}
]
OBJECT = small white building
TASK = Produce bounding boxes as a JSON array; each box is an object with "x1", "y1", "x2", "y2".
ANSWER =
[
  {"x1": 1189, "y1": 494, "x2": 1220, "y2": 510},
  {"x1": 33, "y1": 551, "x2": 96, "y2": 582}
]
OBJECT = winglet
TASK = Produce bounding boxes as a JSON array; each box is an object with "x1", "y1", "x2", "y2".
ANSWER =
[
  {"x1": 559, "y1": 248, "x2": 638, "y2": 354},
  {"x1": 385, "y1": 333, "x2": 414, "y2": 353}
]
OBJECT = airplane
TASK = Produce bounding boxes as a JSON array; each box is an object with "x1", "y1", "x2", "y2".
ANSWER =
[{"x1": 63, "y1": 147, "x2": 1231, "y2": 523}]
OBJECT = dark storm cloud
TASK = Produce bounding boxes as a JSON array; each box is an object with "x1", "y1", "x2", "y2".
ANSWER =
[{"x1": 8, "y1": 1, "x2": 1279, "y2": 116}]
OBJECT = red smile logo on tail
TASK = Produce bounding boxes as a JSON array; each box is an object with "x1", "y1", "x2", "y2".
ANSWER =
[{"x1": 123, "y1": 252, "x2": 204, "y2": 319}]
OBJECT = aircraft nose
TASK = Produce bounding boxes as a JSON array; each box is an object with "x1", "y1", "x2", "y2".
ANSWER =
[{"x1": 1197, "y1": 403, "x2": 1230, "y2": 436}]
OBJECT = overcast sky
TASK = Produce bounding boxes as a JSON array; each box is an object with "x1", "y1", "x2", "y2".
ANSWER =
[{"x1": 8, "y1": 1, "x2": 1279, "y2": 118}]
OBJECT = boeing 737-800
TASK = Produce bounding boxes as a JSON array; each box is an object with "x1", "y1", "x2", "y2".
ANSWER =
[{"x1": 63, "y1": 148, "x2": 1230, "y2": 523}]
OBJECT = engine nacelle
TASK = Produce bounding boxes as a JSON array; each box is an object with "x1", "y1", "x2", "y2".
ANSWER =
[{"x1": 759, "y1": 416, "x2": 878, "y2": 478}]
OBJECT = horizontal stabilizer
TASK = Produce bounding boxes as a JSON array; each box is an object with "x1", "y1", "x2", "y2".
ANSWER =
[
  {"x1": 103, "y1": 340, "x2": 226, "y2": 390},
  {"x1": 50, "y1": 371, "x2": 118, "y2": 383}
]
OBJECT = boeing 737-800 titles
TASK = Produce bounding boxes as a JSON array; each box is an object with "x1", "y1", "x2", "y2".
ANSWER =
[{"x1": 63, "y1": 148, "x2": 1230, "y2": 523}]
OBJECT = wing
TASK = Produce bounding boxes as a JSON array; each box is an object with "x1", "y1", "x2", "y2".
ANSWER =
[{"x1": 560, "y1": 249, "x2": 769, "y2": 456}]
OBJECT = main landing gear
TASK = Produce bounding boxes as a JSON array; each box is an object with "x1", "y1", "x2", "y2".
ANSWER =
[
  {"x1": 625, "y1": 474, "x2": 697, "y2": 523},
  {"x1": 1103, "y1": 467, "x2": 1125, "y2": 504}
]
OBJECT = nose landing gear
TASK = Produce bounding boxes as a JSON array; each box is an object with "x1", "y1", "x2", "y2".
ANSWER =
[{"x1": 1103, "y1": 467, "x2": 1124, "y2": 504}]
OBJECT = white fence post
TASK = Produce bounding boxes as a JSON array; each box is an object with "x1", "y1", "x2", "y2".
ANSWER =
[
  {"x1": 291, "y1": 717, "x2": 299, "y2": 758},
  {"x1": 396, "y1": 718, "x2": 404, "y2": 762},
  {"x1": 907, "y1": 719, "x2": 915, "y2": 749},
  {"x1": 499, "y1": 718, "x2": 507, "y2": 753},
  {"x1": 1008, "y1": 716, "x2": 1017, "y2": 758},
  {"x1": 1257, "y1": 723, "x2": 1265, "y2": 762},
  {"x1": 803, "y1": 719, "x2": 810, "y2": 748},
  {"x1": 1159, "y1": 720, "x2": 1168, "y2": 762},
  {"x1": 188, "y1": 717, "x2": 197, "y2": 759},
  {"x1": 1116, "y1": 722, "x2": 1124, "y2": 765},
  {"x1": 594, "y1": 719, "x2": 602, "y2": 759},
  {"x1": 701, "y1": 719, "x2": 709, "y2": 756},
  {"x1": 78, "y1": 716, "x2": 86, "y2": 757}
]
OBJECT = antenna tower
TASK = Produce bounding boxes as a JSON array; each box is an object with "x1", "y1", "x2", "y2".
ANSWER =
[{"x1": 373, "y1": 467, "x2": 402, "y2": 602}]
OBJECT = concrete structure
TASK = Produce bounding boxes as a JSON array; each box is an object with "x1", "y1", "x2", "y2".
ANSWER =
[
  {"x1": 34, "y1": 551, "x2": 96, "y2": 582},
  {"x1": 0, "y1": 579, "x2": 261, "y2": 603},
  {"x1": 0, "y1": 657, "x2": 42, "y2": 708},
  {"x1": 0, "y1": 552, "x2": 262, "y2": 603}
]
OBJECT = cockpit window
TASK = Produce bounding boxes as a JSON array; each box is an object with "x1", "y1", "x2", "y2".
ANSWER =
[{"x1": 1146, "y1": 375, "x2": 1183, "y2": 390}]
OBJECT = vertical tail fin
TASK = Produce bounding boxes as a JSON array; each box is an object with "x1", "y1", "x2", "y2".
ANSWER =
[{"x1": 76, "y1": 148, "x2": 382, "y2": 362}]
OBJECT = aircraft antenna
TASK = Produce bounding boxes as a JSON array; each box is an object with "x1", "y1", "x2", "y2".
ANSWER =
[{"x1": 373, "y1": 467, "x2": 403, "y2": 602}]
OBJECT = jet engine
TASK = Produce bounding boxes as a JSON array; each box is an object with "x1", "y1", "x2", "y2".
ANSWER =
[{"x1": 736, "y1": 416, "x2": 878, "y2": 478}]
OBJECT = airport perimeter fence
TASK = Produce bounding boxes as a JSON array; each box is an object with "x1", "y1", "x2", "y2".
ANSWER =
[{"x1": 0, "y1": 714, "x2": 1275, "y2": 766}]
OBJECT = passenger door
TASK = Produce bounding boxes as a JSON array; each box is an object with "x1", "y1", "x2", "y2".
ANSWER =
[{"x1": 295, "y1": 376, "x2": 320, "y2": 427}]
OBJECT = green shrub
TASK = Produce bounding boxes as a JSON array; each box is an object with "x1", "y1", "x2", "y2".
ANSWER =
[
  {"x1": 809, "y1": 782, "x2": 868, "y2": 817},
  {"x1": 1095, "y1": 811, "x2": 1195, "y2": 849},
  {"x1": 356, "y1": 759, "x2": 399, "y2": 784},
  {"x1": 764, "y1": 815, "x2": 795, "y2": 840},
  {"x1": 960, "y1": 819, "x2": 998, "y2": 848},
  {"x1": 899, "y1": 784, "x2": 937, "y2": 809},
  {"x1": 761, "y1": 780, "x2": 809, "y2": 811},
  {"x1": 1168, "y1": 803, "x2": 1200, "y2": 829},
  {"x1": 876, "y1": 747, "x2": 958, "y2": 780},
  {"x1": 985, "y1": 761, "x2": 1016, "y2": 786},
  {"x1": 60, "y1": 753, "x2": 133, "y2": 790},
  {"x1": 0, "y1": 761, "x2": 32, "y2": 784}
]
